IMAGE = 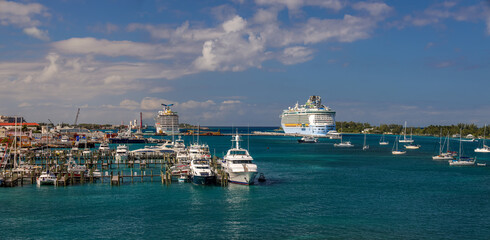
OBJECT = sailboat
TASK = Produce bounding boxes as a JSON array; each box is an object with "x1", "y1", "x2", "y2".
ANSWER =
[
  {"x1": 379, "y1": 134, "x2": 389, "y2": 145},
  {"x1": 433, "y1": 131, "x2": 454, "y2": 160},
  {"x1": 392, "y1": 136, "x2": 406, "y2": 155},
  {"x1": 475, "y1": 124, "x2": 490, "y2": 153},
  {"x1": 362, "y1": 133, "x2": 369, "y2": 150},
  {"x1": 399, "y1": 121, "x2": 414, "y2": 143},
  {"x1": 334, "y1": 124, "x2": 353, "y2": 147},
  {"x1": 449, "y1": 129, "x2": 476, "y2": 166}
]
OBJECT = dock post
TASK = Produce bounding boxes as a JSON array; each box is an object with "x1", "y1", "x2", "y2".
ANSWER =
[
  {"x1": 160, "y1": 170, "x2": 164, "y2": 184},
  {"x1": 110, "y1": 171, "x2": 113, "y2": 186},
  {"x1": 131, "y1": 169, "x2": 133, "y2": 184},
  {"x1": 151, "y1": 170, "x2": 153, "y2": 182}
]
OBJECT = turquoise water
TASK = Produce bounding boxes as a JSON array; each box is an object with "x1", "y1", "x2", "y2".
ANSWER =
[{"x1": 1, "y1": 133, "x2": 490, "y2": 239}]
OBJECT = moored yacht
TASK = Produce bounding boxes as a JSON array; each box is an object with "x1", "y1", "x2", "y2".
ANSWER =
[
  {"x1": 99, "y1": 142, "x2": 110, "y2": 151},
  {"x1": 392, "y1": 137, "x2": 406, "y2": 155},
  {"x1": 399, "y1": 122, "x2": 414, "y2": 143},
  {"x1": 475, "y1": 124, "x2": 490, "y2": 153},
  {"x1": 189, "y1": 159, "x2": 215, "y2": 185},
  {"x1": 223, "y1": 134, "x2": 258, "y2": 185},
  {"x1": 379, "y1": 134, "x2": 389, "y2": 145},
  {"x1": 115, "y1": 145, "x2": 129, "y2": 163},
  {"x1": 36, "y1": 171, "x2": 57, "y2": 185},
  {"x1": 433, "y1": 132, "x2": 454, "y2": 160},
  {"x1": 404, "y1": 143, "x2": 421, "y2": 149},
  {"x1": 449, "y1": 130, "x2": 476, "y2": 166}
]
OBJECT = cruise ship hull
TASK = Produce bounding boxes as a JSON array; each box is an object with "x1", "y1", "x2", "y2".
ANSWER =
[{"x1": 281, "y1": 125, "x2": 334, "y2": 136}]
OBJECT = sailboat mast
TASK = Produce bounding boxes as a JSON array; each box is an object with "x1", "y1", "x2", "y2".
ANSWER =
[
  {"x1": 439, "y1": 129, "x2": 442, "y2": 154},
  {"x1": 459, "y1": 129, "x2": 462, "y2": 160}
]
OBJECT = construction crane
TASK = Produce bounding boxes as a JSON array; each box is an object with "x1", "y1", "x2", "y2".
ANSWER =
[{"x1": 74, "y1": 108, "x2": 80, "y2": 126}]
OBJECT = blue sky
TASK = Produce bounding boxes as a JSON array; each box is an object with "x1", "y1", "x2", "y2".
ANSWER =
[{"x1": 0, "y1": 0, "x2": 489, "y2": 127}]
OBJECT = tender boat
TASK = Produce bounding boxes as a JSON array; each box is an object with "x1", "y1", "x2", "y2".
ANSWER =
[
  {"x1": 36, "y1": 171, "x2": 57, "y2": 185},
  {"x1": 223, "y1": 134, "x2": 258, "y2": 185},
  {"x1": 178, "y1": 174, "x2": 187, "y2": 183},
  {"x1": 298, "y1": 136, "x2": 318, "y2": 143},
  {"x1": 189, "y1": 159, "x2": 215, "y2": 185}
]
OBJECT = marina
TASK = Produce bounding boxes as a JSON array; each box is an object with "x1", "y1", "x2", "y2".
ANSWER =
[{"x1": 1, "y1": 130, "x2": 490, "y2": 239}]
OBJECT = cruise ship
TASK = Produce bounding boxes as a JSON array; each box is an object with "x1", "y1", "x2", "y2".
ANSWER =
[
  {"x1": 155, "y1": 104, "x2": 180, "y2": 135},
  {"x1": 280, "y1": 96, "x2": 336, "y2": 136}
]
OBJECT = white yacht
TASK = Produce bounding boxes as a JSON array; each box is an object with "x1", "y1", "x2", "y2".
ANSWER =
[
  {"x1": 98, "y1": 142, "x2": 110, "y2": 151},
  {"x1": 67, "y1": 158, "x2": 87, "y2": 176},
  {"x1": 362, "y1": 133, "x2": 369, "y2": 150},
  {"x1": 115, "y1": 145, "x2": 129, "y2": 163},
  {"x1": 334, "y1": 133, "x2": 353, "y2": 147},
  {"x1": 189, "y1": 159, "x2": 215, "y2": 185},
  {"x1": 475, "y1": 124, "x2": 490, "y2": 153},
  {"x1": 298, "y1": 136, "x2": 318, "y2": 143},
  {"x1": 404, "y1": 143, "x2": 421, "y2": 149},
  {"x1": 399, "y1": 122, "x2": 414, "y2": 143},
  {"x1": 449, "y1": 130, "x2": 476, "y2": 166},
  {"x1": 379, "y1": 134, "x2": 389, "y2": 145},
  {"x1": 188, "y1": 143, "x2": 211, "y2": 160},
  {"x1": 36, "y1": 171, "x2": 57, "y2": 185},
  {"x1": 433, "y1": 133, "x2": 454, "y2": 160},
  {"x1": 173, "y1": 136, "x2": 186, "y2": 153},
  {"x1": 392, "y1": 137, "x2": 406, "y2": 155},
  {"x1": 223, "y1": 134, "x2": 258, "y2": 185},
  {"x1": 334, "y1": 125, "x2": 353, "y2": 147}
]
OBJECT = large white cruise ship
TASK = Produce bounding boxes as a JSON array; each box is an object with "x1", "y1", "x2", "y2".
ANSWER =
[
  {"x1": 280, "y1": 96, "x2": 336, "y2": 136},
  {"x1": 155, "y1": 104, "x2": 180, "y2": 135}
]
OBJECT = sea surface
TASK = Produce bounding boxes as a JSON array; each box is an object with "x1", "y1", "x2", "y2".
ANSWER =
[{"x1": 1, "y1": 127, "x2": 490, "y2": 239}]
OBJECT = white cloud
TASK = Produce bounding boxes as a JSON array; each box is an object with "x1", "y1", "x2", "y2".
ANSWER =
[
  {"x1": 0, "y1": 0, "x2": 46, "y2": 27},
  {"x1": 352, "y1": 2, "x2": 393, "y2": 17},
  {"x1": 222, "y1": 15, "x2": 247, "y2": 33},
  {"x1": 119, "y1": 99, "x2": 140, "y2": 110},
  {"x1": 23, "y1": 27, "x2": 49, "y2": 41},
  {"x1": 52, "y1": 37, "x2": 197, "y2": 60},
  {"x1": 0, "y1": 1, "x2": 49, "y2": 40},
  {"x1": 392, "y1": 1, "x2": 490, "y2": 34},
  {"x1": 278, "y1": 46, "x2": 314, "y2": 65},
  {"x1": 255, "y1": 0, "x2": 344, "y2": 11},
  {"x1": 193, "y1": 29, "x2": 268, "y2": 71}
]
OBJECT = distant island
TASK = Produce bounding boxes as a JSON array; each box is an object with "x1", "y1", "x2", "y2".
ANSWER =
[{"x1": 335, "y1": 121, "x2": 484, "y2": 138}]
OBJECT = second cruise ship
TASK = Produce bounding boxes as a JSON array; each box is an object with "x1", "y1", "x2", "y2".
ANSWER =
[
  {"x1": 155, "y1": 104, "x2": 180, "y2": 135},
  {"x1": 280, "y1": 96, "x2": 336, "y2": 136}
]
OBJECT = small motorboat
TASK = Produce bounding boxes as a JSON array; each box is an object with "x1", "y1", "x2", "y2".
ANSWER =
[
  {"x1": 178, "y1": 174, "x2": 187, "y2": 183},
  {"x1": 298, "y1": 136, "x2": 318, "y2": 143}
]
